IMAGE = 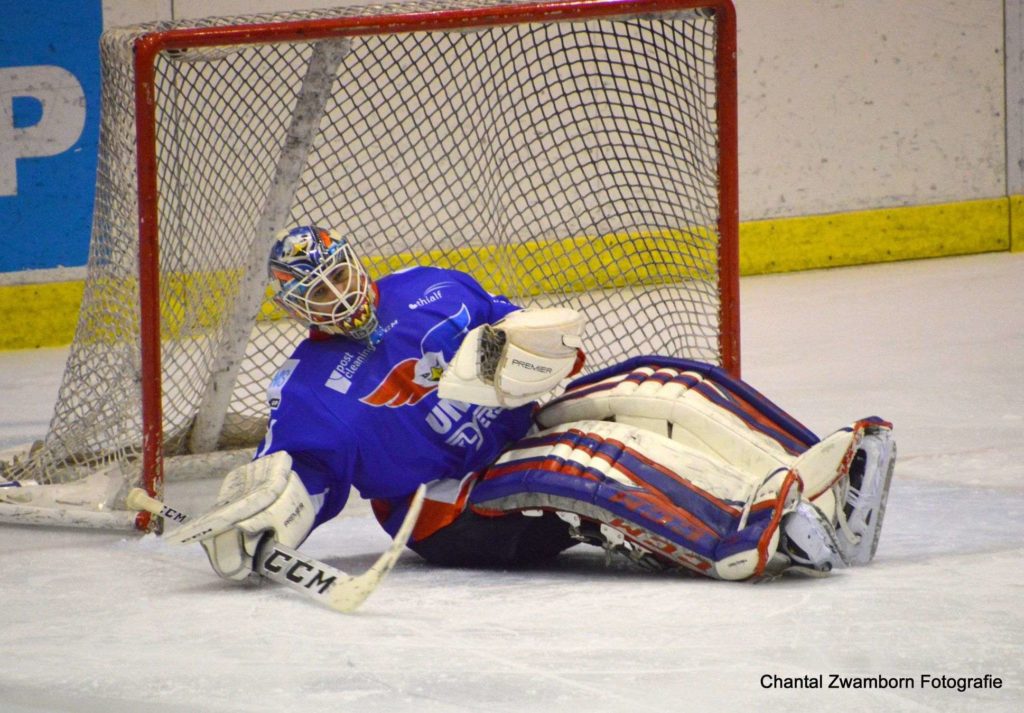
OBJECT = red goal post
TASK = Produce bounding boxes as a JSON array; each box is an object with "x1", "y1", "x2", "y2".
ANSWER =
[{"x1": 0, "y1": 0, "x2": 738, "y2": 531}]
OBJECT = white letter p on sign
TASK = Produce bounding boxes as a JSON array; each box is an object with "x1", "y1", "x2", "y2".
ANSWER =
[{"x1": 0, "y1": 65, "x2": 86, "y2": 197}]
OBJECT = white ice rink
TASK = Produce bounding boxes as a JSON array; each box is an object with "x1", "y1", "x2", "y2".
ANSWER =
[{"x1": 2, "y1": 252, "x2": 1022, "y2": 712}]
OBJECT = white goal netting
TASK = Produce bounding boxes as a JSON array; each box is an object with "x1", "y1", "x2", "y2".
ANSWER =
[{"x1": 0, "y1": 0, "x2": 737, "y2": 528}]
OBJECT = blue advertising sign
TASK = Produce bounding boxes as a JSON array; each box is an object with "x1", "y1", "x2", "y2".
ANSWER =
[{"x1": 0, "y1": 1, "x2": 103, "y2": 272}]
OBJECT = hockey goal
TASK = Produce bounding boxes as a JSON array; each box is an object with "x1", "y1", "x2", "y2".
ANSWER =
[{"x1": 0, "y1": 0, "x2": 738, "y2": 529}]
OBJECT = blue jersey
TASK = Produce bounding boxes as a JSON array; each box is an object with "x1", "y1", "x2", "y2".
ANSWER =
[{"x1": 256, "y1": 266, "x2": 533, "y2": 529}]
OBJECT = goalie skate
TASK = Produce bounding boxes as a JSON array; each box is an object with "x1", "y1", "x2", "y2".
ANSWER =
[
  {"x1": 552, "y1": 511, "x2": 669, "y2": 572},
  {"x1": 834, "y1": 425, "x2": 897, "y2": 565},
  {"x1": 778, "y1": 501, "x2": 846, "y2": 574},
  {"x1": 779, "y1": 422, "x2": 896, "y2": 574}
]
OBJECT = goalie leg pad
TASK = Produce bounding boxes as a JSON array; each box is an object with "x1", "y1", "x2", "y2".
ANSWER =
[
  {"x1": 528, "y1": 357, "x2": 897, "y2": 574},
  {"x1": 535, "y1": 356, "x2": 820, "y2": 477},
  {"x1": 467, "y1": 420, "x2": 802, "y2": 580}
]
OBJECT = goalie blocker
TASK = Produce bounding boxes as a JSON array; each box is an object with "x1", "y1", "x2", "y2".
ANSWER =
[
  {"x1": 165, "y1": 451, "x2": 316, "y2": 582},
  {"x1": 378, "y1": 357, "x2": 895, "y2": 579}
]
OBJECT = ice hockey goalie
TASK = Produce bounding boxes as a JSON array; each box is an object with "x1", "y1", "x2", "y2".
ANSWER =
[{"x1": 152, "y1": 226, "x2": 894, "y2": 584}]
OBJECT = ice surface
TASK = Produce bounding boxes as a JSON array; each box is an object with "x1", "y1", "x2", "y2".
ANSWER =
[{"x1": 1, "y1": 253, "x2": 1022, "y2": 712}]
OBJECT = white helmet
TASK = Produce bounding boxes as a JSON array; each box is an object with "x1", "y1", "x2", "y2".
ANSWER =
[{"x1": 268, "y1": 226, "x2": 381, "y2": 343}]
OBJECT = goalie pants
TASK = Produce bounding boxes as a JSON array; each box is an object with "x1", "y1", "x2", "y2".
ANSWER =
[
  {"x1": 370, "y1": 473, "x2": 577, "y2": 567},
  {"x1": 407, "y1": 509, "x2": 577, "y2": 567}
]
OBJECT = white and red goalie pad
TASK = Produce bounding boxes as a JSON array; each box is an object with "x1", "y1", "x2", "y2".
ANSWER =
[
  {"x1": 536, "y1": 357, "x2": 820, "y2": 474},
  {"x1": 467, "y1": 418, "x2": 803, "y2": 579},
  {"x1": 465, "y1": 358, "x2": 892, "y2": 579}
]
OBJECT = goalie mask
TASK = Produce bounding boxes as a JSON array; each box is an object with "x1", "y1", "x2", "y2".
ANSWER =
[{"x1": 269, "y1": 226, "x2": 381, "y2": 343}]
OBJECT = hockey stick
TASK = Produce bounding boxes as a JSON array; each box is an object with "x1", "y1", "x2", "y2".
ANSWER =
[{"x1": 126, "y1": 484, "x2": 425, "y2": 613}]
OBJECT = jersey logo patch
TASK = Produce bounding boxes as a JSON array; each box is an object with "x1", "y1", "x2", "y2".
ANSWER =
[
  {"x1": 408, "y1": 281, "x2": 456, "y2": 309},
  {"x1": 361, "y1": 358, "x2": 434, "y2": 407},
  {"x1": 361, "y1": 304, "x2": 471, "y2": 408},
  {"x1": 267, "y1": 359, "x2": 300, "y2": 408}
]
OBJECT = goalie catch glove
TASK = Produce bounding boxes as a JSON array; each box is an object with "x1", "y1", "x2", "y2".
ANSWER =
[
  {"x1": 438, "y1": 308, "x2": 586, "y2": 407},
  {"x1": 165, "y1": 451, "x2": 316, "y2": 582}
]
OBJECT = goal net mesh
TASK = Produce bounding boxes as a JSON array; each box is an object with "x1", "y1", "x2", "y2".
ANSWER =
[{"x1": 2, "y1": 0, "x2": 734, "y2": 510}]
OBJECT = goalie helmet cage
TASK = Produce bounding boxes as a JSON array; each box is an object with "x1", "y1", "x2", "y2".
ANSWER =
[{"x1": 0, "y1": 0, "x2": 738, "y2": 530}]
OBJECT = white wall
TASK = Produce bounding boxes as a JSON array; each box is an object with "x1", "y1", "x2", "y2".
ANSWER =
[
  {"x1": 70, "y1": 0, "x2": 1024, "y2": 227},
  {"x1": 101, "y1": 0, "x2": 364, "y2": 25},
  {"x1": 1007, "y1": 0, "x2": 1024, "y2": 195},
  {"x1": 735, "y1": 0, "x2": 1007, "y2": 219},
  {"x1": 101, "y1": 0, "x2": 1014, "y2": 222}
]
